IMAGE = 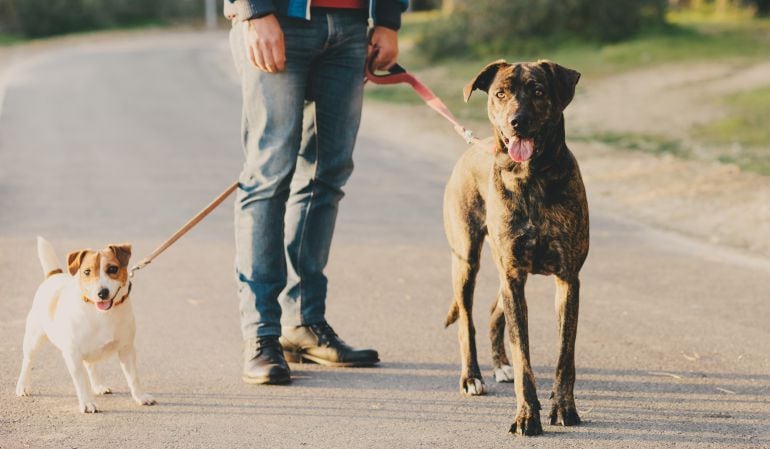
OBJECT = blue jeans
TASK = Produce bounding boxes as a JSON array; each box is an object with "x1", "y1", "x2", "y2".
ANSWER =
[{"x1": 230, "y1": 10, "x2": 368, "y2": 338}]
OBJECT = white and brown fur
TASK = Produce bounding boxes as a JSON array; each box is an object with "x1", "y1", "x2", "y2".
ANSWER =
[{"x1": 16, "y1": 237, "x2": 155, "y2": 413}]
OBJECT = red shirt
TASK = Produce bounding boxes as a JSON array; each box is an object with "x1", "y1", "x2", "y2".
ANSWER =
[{"x1": 311, "y1": 0, "x2": 366, "y2": 9}]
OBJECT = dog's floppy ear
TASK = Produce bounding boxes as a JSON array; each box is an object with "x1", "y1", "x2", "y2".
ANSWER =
[
  {"x1": 463, "y1": 59, "x2": 509, "y2": 102},
  {"x1": 67, "y1": 250, "x2": 89, "y2": 276},
  {"x1": 539, "y1": 60, "x2": 581, "y2": 111},
  {"x1": 108, "y1": 243, "x2": 132, "y2": 267}
]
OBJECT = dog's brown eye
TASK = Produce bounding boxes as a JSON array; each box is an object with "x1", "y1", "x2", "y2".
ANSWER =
[
  {"x1": 107, "y1": 266, "x2": 118, "y2": 275},
  {"x1": 495, "y1": 91, "x2": 506, "y2": 99},
  {"x1": 83, "y1": 269, "x2": 91, "y2": 276}
]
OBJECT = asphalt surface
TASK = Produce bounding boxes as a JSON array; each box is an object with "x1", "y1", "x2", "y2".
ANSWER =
[{"x1": 1, "y1": 31, "x2": 769, "y2": 448}]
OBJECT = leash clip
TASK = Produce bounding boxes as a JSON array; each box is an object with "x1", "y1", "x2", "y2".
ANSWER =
[
  {"x1": 462, "y1": 129, "x2": 475, "y2": 145},
  {"x1": 128, "y1": 260, "x2": 150, "y2": 279},
  {"x1": 454, "y1": 125, "x2": 476, "y2": 145}
]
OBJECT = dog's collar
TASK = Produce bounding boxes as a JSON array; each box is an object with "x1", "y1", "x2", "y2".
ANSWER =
[
  {"x1": 81, "y1": 281, "x2": 132, "y2": 308},
  {"x1": 114, "y1": 281, "x2": 132, "y2": 307}
]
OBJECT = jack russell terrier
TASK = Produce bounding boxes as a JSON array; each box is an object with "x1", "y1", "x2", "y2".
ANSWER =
[{"x1": 16, "y1": 237, "x2": 156, "y2": 413}]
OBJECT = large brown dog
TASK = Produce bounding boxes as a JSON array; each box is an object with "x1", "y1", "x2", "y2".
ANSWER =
[{"x1": 443, "y1": 60, "x2": 588, "y2": 436}]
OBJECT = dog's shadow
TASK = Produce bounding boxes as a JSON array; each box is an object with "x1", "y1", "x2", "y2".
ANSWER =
[{"x1": 100, "y1": 363, "x2": 770, "y2": 445}]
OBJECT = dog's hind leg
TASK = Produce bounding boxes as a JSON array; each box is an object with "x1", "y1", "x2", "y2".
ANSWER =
[
  {"x1": 490, "y1": 291, "x2": 513, "y2": 383},
  {"x1": 448, "y1": 234, "x2": 486, "y2": 396},
  {"x1": 548, "y1": 276, "x2": 581, "y2": 426},
  {"x1": 15, "y1": 319, "x2": 47, "y2": 397},
  {"x1": 85, "y1": 362, "x2": 112, "y2": 395}
]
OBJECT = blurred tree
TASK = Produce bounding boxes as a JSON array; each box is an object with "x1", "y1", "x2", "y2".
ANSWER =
[
  {"x1": 752, "y1": 0, "x2": 770, "y2": 14},
  {"x1": 418, "y1": 0, "x2": 668, "y2": 59},
  {"x1": 2, "y1": 0, "x2": 204, "y2": 38},
  {"x1": 0, "y1": 0, "x2": 20, "y2": 34}
]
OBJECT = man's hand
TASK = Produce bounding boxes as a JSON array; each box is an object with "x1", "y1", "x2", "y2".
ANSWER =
[
  {"x1": 242, "y1": 14, "x2": 285, "y2": 73},
  {"x1": 368, "y1": 26, "x2": 398, "y2": 71}
]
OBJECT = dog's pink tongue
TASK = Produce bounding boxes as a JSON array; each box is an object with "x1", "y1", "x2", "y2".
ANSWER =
[
  {"x1": 507, "y1": 137, "x2": 535, "y2": 162},
  {"x1": 96, "y1": 300, "x2": 112, "y2": 311}
]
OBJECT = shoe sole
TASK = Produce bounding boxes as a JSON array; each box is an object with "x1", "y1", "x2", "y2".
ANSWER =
[
  {"x1": 283, "y1": 350, "x2": 379, "y2": 368},
  {"x1": 241, "y1": 374, "x2": 291, "y2": 385}
]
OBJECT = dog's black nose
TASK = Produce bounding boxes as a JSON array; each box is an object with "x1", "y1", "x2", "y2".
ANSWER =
[
  {"x1": 511, "y1": 118, "x2": 520, "y2": 129},
  {"x1": 98, "y1": 288, "x2": 110, "y2": 300}
]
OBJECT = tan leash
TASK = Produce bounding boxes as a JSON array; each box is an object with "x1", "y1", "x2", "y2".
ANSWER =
[
  {"x1": 129, "y1": 181, "x2": 240, "y2": 278},
  {"x1": 131, "y1": 63, "x2": 473, "y2": 278}
]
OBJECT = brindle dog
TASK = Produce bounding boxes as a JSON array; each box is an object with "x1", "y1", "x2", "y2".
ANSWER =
[{"x1": 443, "y1": 60, "x2": 588, "y2": 436}]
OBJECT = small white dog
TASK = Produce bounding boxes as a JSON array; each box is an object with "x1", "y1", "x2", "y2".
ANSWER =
[{"x1": 16, "y1": 237, "x2": 156, "y2": 413}]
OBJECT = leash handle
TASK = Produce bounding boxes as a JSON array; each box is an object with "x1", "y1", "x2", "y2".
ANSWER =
[
  {"x1": 365, "y1": 60, "x2": 480, "y2": 146},
  {"x1": 364, "y1": 62, "x2": 407, "y2": 83},
  {"x1": 129, "y1": 181, "x2": 240, "y2": 278}
]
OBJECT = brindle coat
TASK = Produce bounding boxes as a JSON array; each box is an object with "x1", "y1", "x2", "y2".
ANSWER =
[{"x1": 443, "y1": 60, "x2": 588, "y2": 436}]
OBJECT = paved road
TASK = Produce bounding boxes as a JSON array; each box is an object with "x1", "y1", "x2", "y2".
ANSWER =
[{"x1": 1, "y1": 31, "x2": 769, "y2": 448}]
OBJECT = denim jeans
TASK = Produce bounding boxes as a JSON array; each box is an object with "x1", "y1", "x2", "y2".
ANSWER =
[{"x1": 230, "y1": 9, "x2": 368, "y2": 338}]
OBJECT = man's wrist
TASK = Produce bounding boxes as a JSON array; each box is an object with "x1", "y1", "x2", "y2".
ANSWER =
[
  {"x1": 235, "y1": 0, "x2": 276, "y2": 21},
  {"x1": 374, "y1": 22, "x2": 399, "y2": 32}
]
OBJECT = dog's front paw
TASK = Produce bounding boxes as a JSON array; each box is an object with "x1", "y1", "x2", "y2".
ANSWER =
[
  {"x1": 134, "y1": 393, "x2": 156, "y2": 406},
  {"x1": 461, "y1": 377, "x2": 487, "y2": 396},
  {"x1": 493, "y1": 365, "x2": 514, "y2": 383},
  {"x1": 509, "y1": 408, "x2": 543, "y2": 436},
  {"x1": 16, "y1": 382, "x2": 31, "y2": 397},
  {"x1": 92, "y1": 385, "x2": 112, "y2": 395},
  {"x1": 548, "y1": 400, "x2": 581, "y2": 426},
  {"x1": 80, "y1": 402, "x2": 99, "y2": 413}
]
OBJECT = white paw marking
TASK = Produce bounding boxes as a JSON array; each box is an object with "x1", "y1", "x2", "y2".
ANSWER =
[
  {"x1": 81, "y1": 402, "x2": 99, "y2": 413},
  {"x1": 463, "y1": 378, "x2": 487, "y2": 396},
  {"x1": 135, "y1": 393, "x2": 156, "y2": 406},
  {"x1": 494, "y1": 365, "x2": 514, "y2": 383},
  {"x1": 16, "y1": 385, "x2": 31, "y2": 397},
  {"x1": 93, "y1": 386, "x2": 112, "y2": 395}
]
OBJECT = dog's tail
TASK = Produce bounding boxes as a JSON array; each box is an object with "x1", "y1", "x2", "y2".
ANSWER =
[
  {"x1": 444, "y1": 301, "x2": 459, "y2": 327},
  {"x1": 37, "y1": 236, "x2": 62, "y2": 278}
]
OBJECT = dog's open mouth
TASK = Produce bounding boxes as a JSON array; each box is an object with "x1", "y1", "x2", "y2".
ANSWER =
[
  {"x1": 95, "y1": 299, "x2": 114, "y2": 311},
  {"x1": 503, "y1": 136, "x2": 535, "y2": 162}
]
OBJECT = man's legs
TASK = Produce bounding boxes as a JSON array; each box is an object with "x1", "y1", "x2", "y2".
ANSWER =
[
  {"x1": 279, "y1": 10, "x2": 368, "y2": 327},
  {"x1": 278, "y1": 10, "x2": 378, "y2": 366},
  {"x1": 232, "y1": 19, "x2": 313, "y2": 340}
]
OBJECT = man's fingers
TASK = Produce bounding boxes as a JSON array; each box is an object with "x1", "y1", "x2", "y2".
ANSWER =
[
  {"x1": 247, "y1": 44, "x2": 258, "y2": 69},
  {"x1": 271, "y1": 39, "x2": 286, "y2": 72},
  {"x1": 374, "y1": 49, "x2": 396, "y2": 71},
  {"x1": 252, "y1": 45, "x2": 268, "y2": 72},
  {"x1": 259, "y1": 40, "x2": 277, "y2": 72}
]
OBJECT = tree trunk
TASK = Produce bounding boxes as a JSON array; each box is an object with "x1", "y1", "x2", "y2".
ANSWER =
[
  {"x1": 756, "y1": 0, "x2": 770, "y2": 15},
  {"x1": 442, "y1": 0, "x2": 455, "y2": 14}
]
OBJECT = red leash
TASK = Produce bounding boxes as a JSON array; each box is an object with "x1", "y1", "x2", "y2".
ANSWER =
[{"x1": 365, "y1": 62, "x2": 480, "y2": 146}]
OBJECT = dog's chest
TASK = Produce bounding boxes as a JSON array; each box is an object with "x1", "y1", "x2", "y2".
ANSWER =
[
  {"x1": 490, "y1": 174, "x2": 582, "y2": 275},
  {"x1": 71, "y1": 308, "x2": 135, "y2": 362}
]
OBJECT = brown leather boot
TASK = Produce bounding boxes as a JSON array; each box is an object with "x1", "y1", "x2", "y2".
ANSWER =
[{"x1": 280, "y1": 321, "x2": 379, "y2": 367}]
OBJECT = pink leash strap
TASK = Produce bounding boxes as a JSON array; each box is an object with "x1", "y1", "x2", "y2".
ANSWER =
[{"x1": 365, "y1": 63, "x2": 480, "y2": 145}]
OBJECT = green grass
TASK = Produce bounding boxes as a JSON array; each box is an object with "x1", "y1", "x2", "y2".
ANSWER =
[
  {"x1": 573, "y1": 132, "x2": 690, "y2": 158},
  {"x1": 698, "y1": 86, "x2": 770, "y2": 148},
  {"x1": 0, "y1": 19, "x2": 168, "y2": 46},
  {"x1": 695, "y1": 86, "x2": 770, "y2": 175},
  {"x1": 0, "y1": 34, "x2": 26, "y2": 46}
]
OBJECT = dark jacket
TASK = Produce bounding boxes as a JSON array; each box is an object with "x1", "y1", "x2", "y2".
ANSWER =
[{"x1": 229, "y1": 0, "x2": 407, "y2": 30}]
